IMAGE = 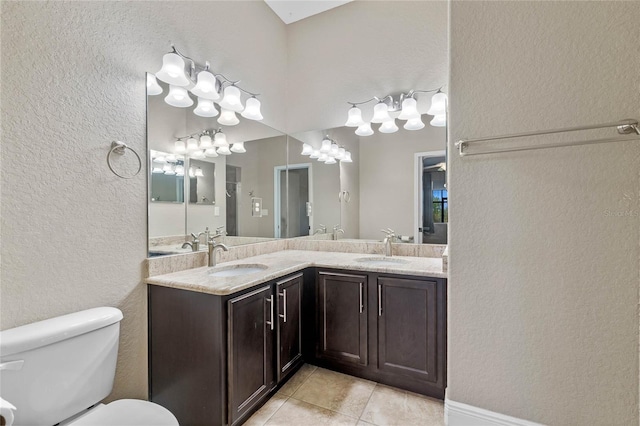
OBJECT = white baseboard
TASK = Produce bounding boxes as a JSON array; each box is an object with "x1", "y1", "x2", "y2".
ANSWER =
[{"x1": 445, "y1": 398, "x2": 545, "y2": 426}]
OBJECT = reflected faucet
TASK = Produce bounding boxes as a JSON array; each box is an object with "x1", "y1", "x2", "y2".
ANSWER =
[
  {"x1": 182, "y1": 233, "x2": 200, "y2": 252},
  {"x1": 333, "y1": 225, "x2": 345, "y2": 240},
  {"x1": 208, "y1": 236, "x2": 229, "y2": 267},
  {"x1": 381, "y1": 228, "x2": 396, "y2": 257},
  {"x1": 314, "y1": 224, "x2": 327, "y2": 235}
]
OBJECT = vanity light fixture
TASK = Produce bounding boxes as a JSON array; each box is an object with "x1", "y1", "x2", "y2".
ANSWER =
[
  {"x1": 309, "y1": 149, "x2": 320, "y2": 159},
  {"x1": 175, "y1": 164, "x2": 185, "y2": 176},
  {"x1": 345, "y1": 88, "x2": 447, "y2": 136},
  {"x1": 186, "y1": 137, "x2": 199, "y2": 152},
  {"x1": 194, "y1": 167, "x2": 204, "y2": 177},
  {"x1": 153, "y1": 45, "x2": 263, "y2": 123},
  {"x1": 341, "y1": 151, "x2": 353, "y2": 163},
  {"x1": 301, "y1": 144, "x2": 313, "y2": 155},
  {"x1": 300, "y1": 135, "x2": 353, "y2": 165},
  {"x1": 204, "y1": 148, "x2": 219, "y2": 158},
  {"x1": 230, "y1": 142, "x2": 246, "y2": 153},
  {"x1": 199, "y1": 132, "x2": 213, "y2": 148},
  {"x1": 213, "y1": 129, "x2": 229, "y2": 147},
  {"x1": 174, "y1": 139, "x2": 187, "y2": 154},
  {"x1": 217, "y1": 145, "x2": 232, "y2": 155},
  {"x1": 152, "y1": 162, "x2": 165, "y2": 173}
]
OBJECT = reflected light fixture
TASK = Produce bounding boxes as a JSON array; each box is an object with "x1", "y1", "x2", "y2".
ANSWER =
[
  {"x1": 325, "y1": 157, "x2": 337, "y2": 165},
  {"x1": 345, "y1": 88, "x2": 447, "y2": 136},
  {"x1": 301, "y1": 144, "x2": 313, "y2": 155},
  {"x1": 299, "y1": 136, "x2": 353, "y2": 166},
  {"x1": 186, "y1": 137, "x2": 199, "y2": 152},
  {"x1": 310, "y1": 150, "x2": 320, "y2": 159},
  {"x1": 174, "y1": 139, "x2": 186, "y2": 154},
  {"x1": 241, "y1": 97, "x2": 263, "y2": 121},
  {"x1": 193, "y1": 98, "x2": 219, "y2": 117},
  {"x1": 204, "y1": 148, "x2": 219, "y2": 158},
  {"x1": 213, "y1": 130, "x2": 229, "y2": 147},
  {"x1": 219, "y1": 85, "x2": 244, "y2": 112},
  {"x1": 217, "y1": 145, "x2": 232, "y2": 155},
  {"x1": 341, "y1": 151, "x2": 353, "y2": 163},
  {"x1": 165, "y1": 85, "x2": 193, "y2": 108},
  {"x1": 218, "y1": 108, "x2": 240, "y2": 126},
  {"x1": 175, "y1": 164, "x2": 185, "y2": 176},
  {"x1": 146, "y1": 74, "x2": 163, "y2": 95},
  {"x1": 194, "y1": 167, "x2": 204, "y2": 177},
  {"x1": 230, "y1": 142, "x2": 247, "y2": 153},
  {"x1": 199, "y1": 132, "x2": 213, "y2": 148}
]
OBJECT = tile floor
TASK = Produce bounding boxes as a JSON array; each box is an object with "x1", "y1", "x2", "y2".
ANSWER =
[{"x1": 246, "y1": 364, "x2": 444, "y2": 426}]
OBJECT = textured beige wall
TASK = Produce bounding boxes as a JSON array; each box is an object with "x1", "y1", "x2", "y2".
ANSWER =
[
  {"x1": 0, "y1": 0, "x2": 287, "y2": 400},
  {"x1": 448, "y1": 2, "x2": 640, "y2": 424}
]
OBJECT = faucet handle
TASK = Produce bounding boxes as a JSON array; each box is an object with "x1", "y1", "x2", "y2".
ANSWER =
[{"x1": 190, "y1": 232, "x2": 200, "y2": 241}]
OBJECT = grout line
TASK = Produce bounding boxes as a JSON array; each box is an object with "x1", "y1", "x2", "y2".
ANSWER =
[
  {"x1": 358, "y1": 382, "x2": 378, "y2": 424},
  {"x1": 258, "y1": 394, "x2": 289, "y2": 426}
]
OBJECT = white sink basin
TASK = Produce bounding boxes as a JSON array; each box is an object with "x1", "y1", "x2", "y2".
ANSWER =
[
  {"x1": 354, "y1": 256, "x2": 409, "y2": 266},
  {"x1": 209, "y1": 264, "x2": 268, "y2": 277}
]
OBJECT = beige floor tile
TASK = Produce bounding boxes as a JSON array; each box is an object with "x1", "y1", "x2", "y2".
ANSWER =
[
  {"x1": 360, "y1": 384, "x2": 444, "y2": 426},
  {"x1": 291, "y1": 367, "x2": 376, "y2": 418},
  {"x1": 245, "y1": 393, "x2": 289, "y2": 426},
  {"x1": 277, "y1": 364, "x2": 317, "y2": 396},
  {"x1": 265, "y1": 398, "x2": 358, "y2": 426}
]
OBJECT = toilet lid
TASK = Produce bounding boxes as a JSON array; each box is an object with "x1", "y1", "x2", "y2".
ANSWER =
[{"x1": 71, "y1": 399, "x2": 178, "y2": 426}]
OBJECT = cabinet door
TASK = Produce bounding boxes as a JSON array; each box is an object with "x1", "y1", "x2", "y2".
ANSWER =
[
  {"x1": 228, "y1": 285, "x2": 275, "y2": 425},
  {"x1": 276, "y1": 273, "x2": 303, "y2": 382},
  {"x1": 377, "y1": 277, "x2": 439, "y2": 384},
  {"x1": 316, "y1": 271, "x2": 368, "y2": 366}
]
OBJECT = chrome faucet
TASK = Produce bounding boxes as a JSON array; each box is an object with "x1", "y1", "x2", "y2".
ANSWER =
[
  {"x1": 215, "y1": 225, "x2": 227, "y2": 236},
  {"x1": 381, "y1": 228, "x2": 396, "y2": 257},
  {"x1": 182, "y1": 233, "x2": 201, "y2": 252},
  {"x1": 333, "y1": 224, "x2": 345, "y2": 240},
  {"x1": 208, "y1": 237, "x2": 229, "y2": 267},
  {"x1": 314, "y1": 224, "x2": 327, "y2": 234}
]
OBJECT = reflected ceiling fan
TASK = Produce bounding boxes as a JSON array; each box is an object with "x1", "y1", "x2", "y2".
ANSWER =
[{"x1": 423, "y1": 162, "x2": 446, "y2": 172}]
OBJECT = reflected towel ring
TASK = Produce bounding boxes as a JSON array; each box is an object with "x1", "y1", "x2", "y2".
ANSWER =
[{"x1": 107, "y1": 141, "x2": 142, "y2": 179}]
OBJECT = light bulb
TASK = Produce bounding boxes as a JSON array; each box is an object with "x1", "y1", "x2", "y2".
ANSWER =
[
  {"x1": 190, "y1": 70, "x2": 219, "y2": 100},
  {"x1": 398, "y1": 97, "x2": 420, "y2": 120},
  {"x1": 213, "y1": 131, "x2": 229, "y2": 147},
  {"x1": 310, "y1": 150, "x2": 320, "y2": 159},
  {"x1": 186, "y1": 137, "x2": 199, "y2": 151},
  {"x1": 330, "y1": 143, "x2": 339, "y2": 156},
  {"x1": 241, "y1": 97, "x2": 263, "y2": 121},
  {"x1": 156, "y1": 53, "x2": 190, "y2": 86},
  {"x1": 320, "y1": 139, "x2": 332, "y2": 153},
  {"x1": 379, "y1": 119, "x2": 399, "y2": 133},
  {"x1": 325, "y1": 157, "x2": 337, "y2": 165},
  {"x1": 217, "y1": 145, "x2": 232, "y2": 155},
  {"x1": 427, "y1": 92, "x2": 447, "y2": 116},
  {"x1": 345, "y1": 106, "x2": 365, "y2": 127},
  {"x1": 371, "y1": 102, "x2": 391, "y2": 123},
  {"x1": 219, "y1": 85, "x2": 244, "y2": 112},
  {"x1": 146, "y1": 74, "x2": 163, "y2": 96},
  {"x1": 341, "y1": 151, "x2": 353, "y2": 163},
  {"x1": 175, "y1": 164, "x2": 185, "y2": 176},
  {"x1": 336, "y1": 147, "x2": 346, "y2": 160},
  {"x1": 195, "y1": 167, "x2": 204, "y2": 177},
  {"x1": 218, "y1": 108, "x2": 240, "y2": 126},
  {"x1": 231, "y1": 142, "x2": 246, "y2": 153},
  {"x1": 355, "y1": 122, "x2": 374, "y2": 137},
  {"x1": 204, "y1": 148, "x2": 218, "y2": 157},
  {"x1": 193, "y1": 97, "x2": 219, "y2": 117},
  {"x1": 301, "y1": 144, "x2": 313, "y2": 155},
  {"x1": 174, "y1": 140, "x2": 186, "y2": 154},
  {"x1": 430, "y1": 114, "x2": 447, "y2": 127},
  {"x1": 199, "y1": 134, "x2": 212, "y2": 148},
  {"x1": 404, "y1": 116, "x2": 425, "y2": 130},
  {"x1": 165, "y1": 85, "x2": 193, "y2": 108},
  {"x1": 318, "y1": 153, "x2": 329, "y2": 162}
]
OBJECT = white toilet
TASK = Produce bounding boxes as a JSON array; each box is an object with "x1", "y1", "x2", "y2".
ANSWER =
[{"x1": 0, "y1": 307, "x2": 178, "y2": 426}]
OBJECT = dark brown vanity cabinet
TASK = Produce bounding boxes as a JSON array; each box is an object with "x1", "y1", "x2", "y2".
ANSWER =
[
  {"x1": 149, "y1": 272, "x2": 304, "y2": 426},
  {"x1": 311, "y1": 269, "x2": 446, "y2": 399},
  {"x1": 315, "y1": 271, "x2": 368, "y2": 366}
]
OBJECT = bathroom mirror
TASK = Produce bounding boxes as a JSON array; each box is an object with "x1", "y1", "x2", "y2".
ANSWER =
[
  {"x1": 297, "y1": 118, "x2": 447, "y2": 244},
  {"x1": 147, "y1": 75, "x2": 287, "y2": 255}
]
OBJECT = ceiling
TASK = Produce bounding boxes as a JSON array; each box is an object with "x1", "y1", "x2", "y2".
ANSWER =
[{"x1": 264, "y1": 0, "x2": 353, "y2": 25}]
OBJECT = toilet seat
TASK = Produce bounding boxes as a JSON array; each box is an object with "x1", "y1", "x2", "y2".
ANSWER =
[{"x1": 69, "y1": 399, "x2": 178, "y2": 426}]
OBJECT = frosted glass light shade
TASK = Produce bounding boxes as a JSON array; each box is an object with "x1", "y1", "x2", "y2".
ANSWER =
[
  {"x1": 355, "y1": 122, "x2": 374, "y2": 137},
  {"x1": 218, "y1": 108, "x2": 240, "y2": 126},
  {"x1": 329, "y1": 143, "x2": 339, "y2": 156},
  {"x1": 194, "y1": 98, "x2": 219, "y2": 117},
  {"x1": 190, "y1": 150, "x2": 205, "y2": 159},
  {"x1": 379, "y1": 119, "x2": 399, "y2": 133},
  {"x1": 301, "y1": 144, "x2": 313, "y2": 155},
  {"x1": 231, "y1": 142, "x2": 246, "y2": 153},
  {"x1": 318, "y1": 153, "x2": 329, "y2": 162},
  {"x1": 175, "y1": 165, "x2": 185, "y2": 176},
  {"x1": 190, "y1": 71, "x2": 219, "y2": 100},
  {"x1": 336, "y1": 147, "x2": 346, "y2": 160},
  {"x1": 219, "y1": 86, "x2": 244, "y2": 112},
  {"x1": 345, "y1": 106, "x2": 365, "y2": 127},
  {"x1": 186, "y1": 137, "x2": 199, "y2": 151},
  {"x1": 156, "y1": 53, "x2": 190, "y2": 86},
  {"x1": 163, "y1": 163, "x2": 175, "y2": 175},
  {"x1": 199, "y1": 134, "x2": 212, "y2": 148},
  {"x1": 165, "y1": 85, "x2": 193, "y2": 108},
  {"x1": 371, "y1": 102, "x2": 391, "y2": 123},
  {"x1": 146, "y1": 74, "x2": 163, "y2": 96},
  {"x1": 174, "y1": 140, "x2": 186, "y2": 154},
  {"x1": 427, "y1": 92, "x2": 447, "y2": 116},
  {"x1": 241, "y1": 97, "x2": 263, "y2": 121},
  {"x1": 341, "y1": 151, "x2": 353, "y2": 163},
  {"x1": 310, "y1": 150, "x2": 320, "y2": 159},
  {"x1": 165, "y1": 154, "x2": 177, "y2": 163},
  {"x1": 154, "y1": 155, "x2": 167, "y2": 163},
  {"x1": 430, "y1": 114, "x2": 447, "y2": 127},
  {"x1": 217, "y1": 145, "x2": 232, "y2": 155},
  {"x1": 213, "y1": 132, "x2": 229, "y2": 147},
  {"x1": 320, "y1": 139, "x2": 332, "y2": 153},
  {"x1": 195, "y1": 167, "x2": 204, "y2": 177},
  {"x1": 404, "y1": 116, "x2": 425, "y2": 131},
  {"x1": 398, "y1": 97, "x2": 420, "y2": 120},
  {"x1": 204, "y1": 148, "x2": 219, "y2": 157},
  {"x1": 152, "y1": 162, "x2": 164, "y2": 173},
  {"x1": 325, "y1": 157, "x2": 337, "y2": 165}
]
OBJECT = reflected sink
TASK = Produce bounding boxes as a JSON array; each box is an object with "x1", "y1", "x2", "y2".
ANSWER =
[
  {"x1": 208, "y1": 264, "x2": 268, "y2": 277},
  {"x1": 354, "y1": 256, "x2": 409, "y2": 266}
]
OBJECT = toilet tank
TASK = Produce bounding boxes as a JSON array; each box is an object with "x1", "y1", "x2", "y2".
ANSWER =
[{"x1": 0, "y1": 307, "x2": 123, "y2": 426}]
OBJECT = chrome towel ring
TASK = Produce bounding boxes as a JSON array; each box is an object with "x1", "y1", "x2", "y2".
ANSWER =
[{"x1": 107, "y1": 141, "x2": 142, "y2": 179}]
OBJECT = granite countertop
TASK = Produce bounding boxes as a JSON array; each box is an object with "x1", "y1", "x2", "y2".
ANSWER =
[{"x1": 145, "y1": 250, "x2": 445, "y2": 296}]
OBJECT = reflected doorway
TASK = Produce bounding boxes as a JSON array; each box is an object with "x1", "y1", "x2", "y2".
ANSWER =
[
  {"x1": 415, "y1": 151, "x2": 447, "y2": 244},
  {"x1": 226, "y1": 165, "x2": 241, "y2": 236},
  {"x1": 274, "y1": 164, "x2": 312, "y2": 238}
]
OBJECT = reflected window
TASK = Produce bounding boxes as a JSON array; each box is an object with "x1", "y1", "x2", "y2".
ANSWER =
[{"x1": 432, "y1": 189, "x2": 448, "y2": 223}]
